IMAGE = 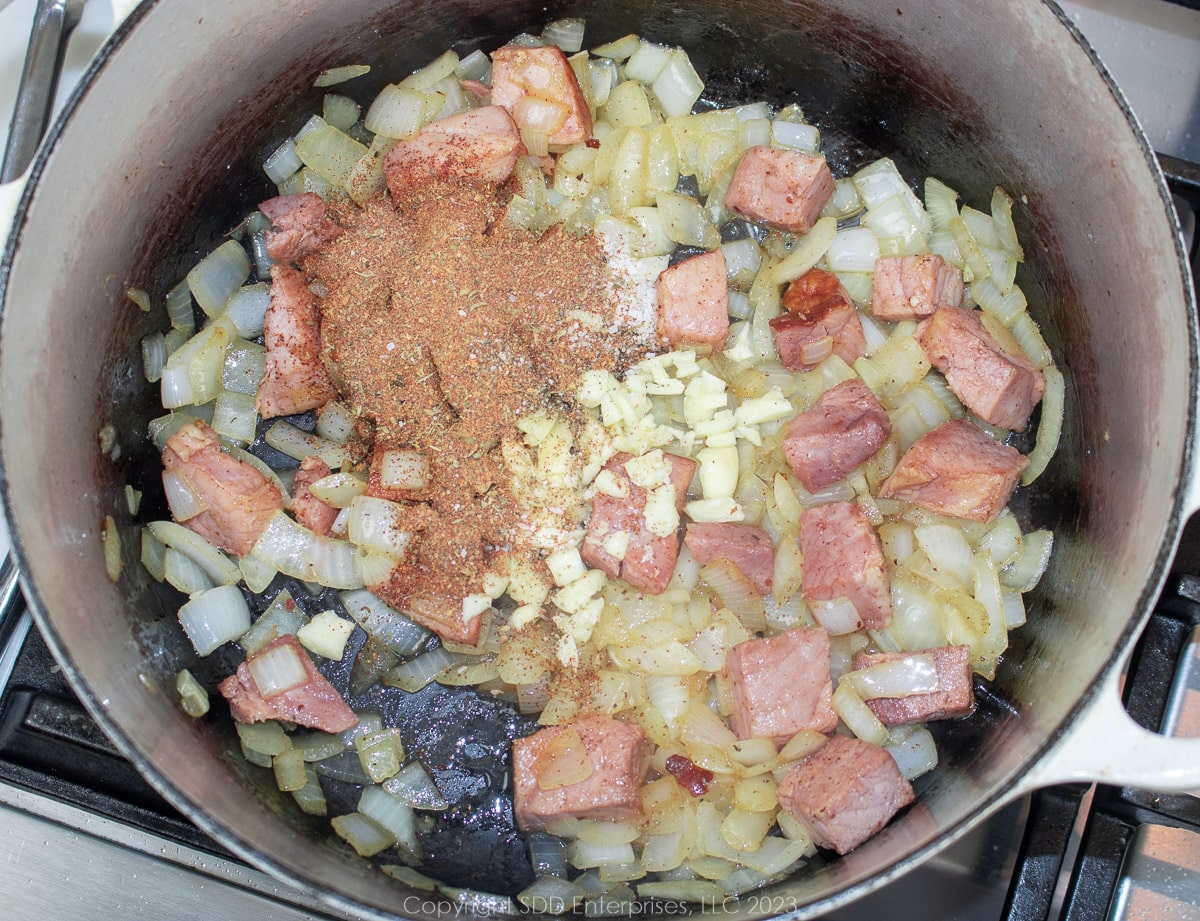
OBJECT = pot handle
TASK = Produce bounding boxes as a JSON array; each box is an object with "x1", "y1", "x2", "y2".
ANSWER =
[
  {"x1": 1016, "y1": 646, "x2": 1200, "y2": 793},
  {"x1": 1, "y1": 0, "x2": 143, "y2": 234}
]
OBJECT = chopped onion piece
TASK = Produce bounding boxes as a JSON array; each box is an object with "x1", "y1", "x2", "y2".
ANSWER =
[
  {"x1": 101, "y1": 515, "x2": 122, "y2": 582},
  {"x1": 142, "y1": 332, "x2": 167, "y2": 383},
  {"x1": 331, "y1": 811, "x2": 394, "y2": 857},
  {"x1": 221, "y1": 283, "x2": 271, "y2": 338},
  {"x1": 316, "y1": 400, "x2": 356, "y2": 442},
  {"x1": 251, "y1": 510, "x2": 364, "y2": 590},
  {"x1": 518, "y1": 876, "x2": 584, "y2": 915},
  {"x1": 810, "y1": 597, "x2": 863, "y2": 636},
  {"x1": 832, "y1": 684, "x2": 889, "y2": 746},
  {"x1": 314, "y1": 64, "x2": 371, "y2": 87},
  {"x1": 885, "y1": 726, "x2": 939, "y2": 780},
  {"x1": 840, "y1": 654, "x2": 939, "y2": 700},
  {"x1": 264, "y1": 420, "x2": 349, "y2": 468},
  {"x1": 359, "y1": 785, "x2": 418, "y2": 852},
  {"x1": 772, "y1": 120, "x2": 820, "y2": 153},
  {"x1": 175, "y1": 668, "x2": 210, "y2": 718},
  {"x1": 454, "y1": 49, "x2": 492, "y2": 82},
  {"x1": 699, "y1": 560, "x2": 765, "y2": 631},
  {"x1": 307, "y1": 472, "x2": 367, "y2": 508},
  {"x1": 148, "y1": 520, "x2": 241, "y2": 585},
  {"x1": 383, "y1": 761, "x2": 450, "y2": 810},
  {"x1": 188, "y1": 241, "x2": 251, "y2": 317},
  {"x1": 542, "y1": 18, "x2": 586, "y2": 53},
  {"x1": 651, "y1": 50, "x2": 704, "y2": 118},
  {"x1": 339, "y1": 589, "x2": 431, "y2": 655},
  {"x1": 535, "y1": 726, "x2": 593, "y2": 790},
  {"x1": 263, "y1": 138, "x2": 302, "y2": 184},
  {"x1": 771, "y1": 215, "x2": 836, "y2": 285},
  {"x1": 247, "y1": 638, "x2": 310, "y2": 698},
  {"x1": 140, "y1": 528, "x2": 166, "y2": 582},
  {"x1": 223, "y1": 341, "x2": 267, "y2": 395},
  {"x1": 163, "y1": 547, "x2": 213, "y2": 594},
  {"x1": 211, "y1": 390, "x2": 258, "y2": 445},
  {"x1": 826, "y1": 227, "x2": 880, "y2": 272},
  {"x1": 379, "y1": 449, "x2": 431, "y2": 490},
  {"x1": 166, "y1": 278, "x2": 195, "y2": 333},
  {"x1": 178, "y1": 585, "x2": 251, "y2": 656},
  {"x1": 347, "y1": 495, "x2": 416, "y2": 558},
  {"x1": 365, "y1": 84, "x2": 429, "y2": 140},
  {"x1": 1022, "y1": 364, "x2": 1064, "y2": 485},
  {"x1": 386, "y1": 645, "x2": 463, "y2": 692},
  {"x1": 1000, "y1": 530, "x2": 1053, "y2": 593}
]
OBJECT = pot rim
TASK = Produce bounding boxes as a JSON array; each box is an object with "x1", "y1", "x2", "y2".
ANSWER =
[{"x1": 0, "y1": 1, "x2": 1195, "y2": 918}]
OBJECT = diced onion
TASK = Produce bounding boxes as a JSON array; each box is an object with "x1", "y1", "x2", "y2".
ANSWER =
[
  {"x1": 699, "y1": 560, "x2": 765, "y2": 632},
  {"x1": 188, "y1": 241, "x2": 251, "y2": 317},
  {"x1": 264, "y1": 421, "x2": 349, "y2": 468},
  {"x1": 148, "y1": 520, "x2": 241, "y2": 585},
  {"x1": 308, "y1": 472, "x2": 368, "y2": 508},
  {"x1": 832, "y1": 684, "x2": 889, "y2": 746},
  {"x1": 142, "y1": 333, "x2": 167, "y2": 383},
  {"x1": 314, "y1": 64, "x2": 370, "y2": 87},
  {"x1": 175, "y1": 668, "x2": 210, "y2": 718},
  {"x1": 163, "y1": 547, "x2": 214, "y2": 594},
  {"x1": 1022, "y1": 363, "x2": 1064, "y2": 485},
  {"x1": 810, "y1": 597, "x2": 863, "y2": 635},
  {"x1": 651, "y1": 50, "x2": 704, "y2": 118},
  {"x1": 535, "y1": 727, "x2": 594, "y2": 790},
  {"x1": 248, "y1": 640, "x2": 310, "y2": 698},
  {"x1": 840, "y1": 654, "x2": 939, "y2": 700},
  {"x1": 316, "y1": 401, "x2": 356, "y2": 442},
  {"x1": 252, "y1": 510, "x2": 364, "y2": 590},
  {"x1": 771, "y1": 215, "x2": 836, "y2": 285},
  {"x1": 359, "y1": 785, "x2": 419, "y2": 852},
  {"x1": 221, "y1": 283, "x2": 271, "y2": 338},
  {"x1": 331, "y1": 811, "x2": 394, "y2": 857},
  {"x1": 1000, "y1": 530, "x2": 1053, "y2": 593},
  {"x1": 826, "y1": 227, "x2": 880, "y2": 272},
  {"x1": 347, "y1": 495, "x2": 416, "y2": 558},
  {"x1": 166, "y1": 278, "x2": 195, "y2": 333},
  {"x1": 263, "y1": 138, "x2": 302, "y2": 184},
  {"x1": 541, "y1": 18, "x2": 586, "y2": 52},
  {"x1": 178, "y1": 585, "x2": 252, "y2": 656},
  {"x1": 383, "y1": 761, "x2": 449, "y2": 810},
  {"x1": 386, "y1": 646, "x2": 463, "y2": 692},
  {"x1": 379, "y1": 449, "x2": 431, "y2": 490},
  {"x1": 518, "y1": 876, "x2": 584, "y2": 915},
  {"x1": 885, "y1": 726, "x2": 938, "y2": 780}
]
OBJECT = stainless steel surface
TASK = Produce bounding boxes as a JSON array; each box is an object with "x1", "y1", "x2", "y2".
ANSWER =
[
  {"x1": 0, "y1": 1, "x2": 1195, "y2": 921},
  {"x1": 0, "y1": 780, "x2": 341, "y2": 920},
  {"x1": 1109, "y1": 824, "x2": 1200, "y2": 921},
  {"x1": 1162, "y1": 624, "x2": 1200, "y2": 743},
  {"x1": 0, "y1": 0, "x2": 85, "y2": 182}
]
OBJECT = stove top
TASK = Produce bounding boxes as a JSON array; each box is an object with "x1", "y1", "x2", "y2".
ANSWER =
[{"x1": 1, "y1": 2, "x2": 1199, "y2": 920}]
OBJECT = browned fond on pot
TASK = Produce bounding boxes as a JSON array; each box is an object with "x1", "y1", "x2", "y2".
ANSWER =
[{"x1": 0, "y1": 0, "x2": 1194, "y2": 919}]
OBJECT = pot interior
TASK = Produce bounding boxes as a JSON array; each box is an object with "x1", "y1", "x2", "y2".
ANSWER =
[{"x1": 0, "y1": 0, "x2": 1193, "y2": 917}]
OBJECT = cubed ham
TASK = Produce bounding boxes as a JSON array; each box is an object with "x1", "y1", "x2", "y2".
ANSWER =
[
  {"x1": 400, "y1": 593, "x2": 483, "y2": 646},
  {"x1": 776, "y1": 734, "x2": 914, "y2": 855},
  {"x1": 770, "y1": 269, "x2": 867, "y2": 371},
  {"x1": 656, "y1": 250, "x2": 729, "y2": 350},
  {"x1": 258, "y1": 192, "x2": 344, "y2": 264},
  {"x1": 581, "y1": 451, "x2": 696, "y2": 595},
  {"x1": 256, "y1": 264, "x2": 339, "y2": 419},
  {"x1": 917, "y1": 306, "x2": 1045, "y2": 431},
  {"x1": 870, "y1": 254, "x2": 963, "y2": 321},
  {"x1": 727, "y1": 628, "x2": 838, "y2": 743},
  {"x1": 782, "y1": 379, "x2": 891, "y2": 492},
  {"x1": 218, "y1": 634, "x2": 358, "y2": 734},
  {"x1": 490, "y1": 45, "x2": 593, "y2": 148},
  {"x1": 723, "y1": 146, "x2": 835, "y2": 234},
  {"x1": 512, "y1": 713, "x2": 649, "y2": 831},
  {"x1": 383, "y1": 106, "x2": 524, "y2": 195},
  {"x1": 683, "y1": 522, "x2": 774, "y2": 595},
  {"x1": 161, "y1": 419, "x2": 283, "y2": 556},
  {"x1": 879, "y1": 418, "x2": 1028, "y2": 523},
  {"x1": 800, "y1": 501, "x2": 892, "y2": 630},
  {"x1": 291, "y1": 456, "x2": 338, "y2": 536},
  {"x1": 851, "y1": 645, "x2": 974, "y2": 726}
]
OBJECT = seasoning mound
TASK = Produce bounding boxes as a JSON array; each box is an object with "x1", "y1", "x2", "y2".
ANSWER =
[{"x1": 304, "y1": 180, "x2": 648, "y2": 615}]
